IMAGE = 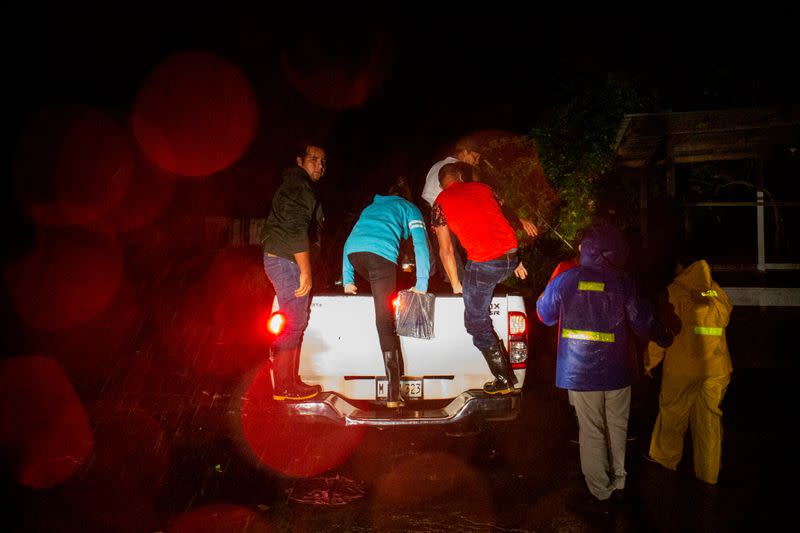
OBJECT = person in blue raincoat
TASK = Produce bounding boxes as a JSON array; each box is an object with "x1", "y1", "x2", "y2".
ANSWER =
[
  {"x1": 342, "y1": 176, "x2": 430, "y2": 408},
  {"x1": 536, "y1": 221, "x2": 673, "y2": 514}
]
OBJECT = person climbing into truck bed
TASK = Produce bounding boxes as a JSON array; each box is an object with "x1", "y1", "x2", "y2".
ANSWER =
[
  {"x1": 432, "y1": 162, "x2": 527, "y2": 395},
  {"x1": 342, "y1": 176, "x2": 430, "y2": 408}
]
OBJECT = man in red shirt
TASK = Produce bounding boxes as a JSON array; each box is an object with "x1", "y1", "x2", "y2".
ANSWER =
[{"x1": 432, "y1": 163, "x2": 528, "y2": 394}]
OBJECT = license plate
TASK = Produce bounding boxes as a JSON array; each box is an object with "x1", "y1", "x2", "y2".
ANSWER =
[{"x1": 376, "y1": 378, "x2": 423, "y2": 400}]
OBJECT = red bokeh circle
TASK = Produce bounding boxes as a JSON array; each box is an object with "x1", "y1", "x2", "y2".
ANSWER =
[{"x1": 132, "y1": 50, "x2": 258, "y2": 177}]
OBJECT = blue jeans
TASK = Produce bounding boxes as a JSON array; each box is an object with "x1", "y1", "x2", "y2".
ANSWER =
[
  {"x1": 263, "y1": 254, "x2": 310, "y2": 350},
  {"x1": 463, "y1": 254, "x2": 517, "y2": 350}
]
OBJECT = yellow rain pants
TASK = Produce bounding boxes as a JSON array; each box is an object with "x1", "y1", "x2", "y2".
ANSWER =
[{"x1": 648, "y1": 372, "x2": 730, "y2": 484}]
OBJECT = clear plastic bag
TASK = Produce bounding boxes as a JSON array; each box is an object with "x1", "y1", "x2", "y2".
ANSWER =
[{"x1": 395, "y1": 289, "x2": 435, "y2": 339}]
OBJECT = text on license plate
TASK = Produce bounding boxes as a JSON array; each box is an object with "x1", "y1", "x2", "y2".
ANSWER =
[{"x1": 376, "y1": 378, "x2": 423, "y2": 399}]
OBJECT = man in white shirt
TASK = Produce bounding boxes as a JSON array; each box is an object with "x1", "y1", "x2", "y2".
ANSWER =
[
  {"x1": 421, "y1": 138, "x2": 539, "y2": 287},
  {"x1": 421, "y1": 140, "x2": 482, "y2": 207},
  {"x1": 420, "y1": 140, "x2": 481, "y2": 287}
]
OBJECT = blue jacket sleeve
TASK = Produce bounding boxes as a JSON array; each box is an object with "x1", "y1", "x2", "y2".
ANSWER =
[{"x1": 407, "y1": 204, "x2": 430, "y2": 292}]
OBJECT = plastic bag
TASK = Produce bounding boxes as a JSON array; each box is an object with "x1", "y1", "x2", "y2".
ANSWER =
[{"x1": 395, "y1": 289, "x2": 435, "y2": 339}]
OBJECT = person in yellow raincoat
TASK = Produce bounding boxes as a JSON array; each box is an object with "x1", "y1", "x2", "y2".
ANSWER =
[{"x1": 644, "y1": 258, "x2": 733, "y2": 485}]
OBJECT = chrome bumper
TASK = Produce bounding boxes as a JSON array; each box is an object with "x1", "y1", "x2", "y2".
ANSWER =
[{"x1": 282, "y1": 390, "x2": 521, "y2": 427}]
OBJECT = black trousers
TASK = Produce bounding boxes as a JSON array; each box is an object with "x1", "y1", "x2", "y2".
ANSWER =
[{"x1": 348, "y1": 252, "x2": 399, "y2": 351}]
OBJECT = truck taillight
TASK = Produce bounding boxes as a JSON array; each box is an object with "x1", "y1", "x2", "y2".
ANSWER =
[
  {"x1": 509, "y1": 312, "x2": 527, "y2": 336},
  {"x1": 268, "y1": 312, "x2": 286, "y2": 335},
  {"x1": 508, "y1": 311, "x2": 528, "y2": 368}
]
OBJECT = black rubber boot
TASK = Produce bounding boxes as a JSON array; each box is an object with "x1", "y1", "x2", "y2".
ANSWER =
[
  {"x1": 292, "y1": 346, "x2": 321, "y2": 398},
  {"x1": 495, "y1": 339, "x2": 518, "y2": 386},
  {"x1": 479, "y1": 342, "x2": 516, "y2": 395},
  {"x1": 272, "y1": 348, "x2": 318, "y2": 401},
  {"x1": 382, "y1": 348, "x2": 405, "y2": 408}
]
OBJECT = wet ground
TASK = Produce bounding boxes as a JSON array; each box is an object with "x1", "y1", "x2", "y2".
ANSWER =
[
  {"x1": 3, "y1": 246, "x2": 796, "y2": 532},
  {"x1": 7, "y1": 350, "x2": 794, "y2": 531}
]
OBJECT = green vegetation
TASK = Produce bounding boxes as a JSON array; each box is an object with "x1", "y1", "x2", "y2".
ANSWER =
[{"x1": 489, "y1": 79, "x2": 646, "y2": 294}]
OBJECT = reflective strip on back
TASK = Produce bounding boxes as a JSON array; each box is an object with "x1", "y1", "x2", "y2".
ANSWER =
[
  {"x1": 701, "y1": 289, "x2": 718, "y2": 297},
  {"x1": 693, "y1": 326, "x2": 723, "y2": 336},
  {"x1": 562, "y1": 329, "x2": 615, "y2": 343},
  {"x1": 578, "y1": 281, "x2": 605, "y2": 292}
]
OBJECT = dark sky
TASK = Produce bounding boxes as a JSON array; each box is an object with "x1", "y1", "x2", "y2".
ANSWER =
[{"x1": 3, "y1": 10, "x2": 798, "y2": 228}]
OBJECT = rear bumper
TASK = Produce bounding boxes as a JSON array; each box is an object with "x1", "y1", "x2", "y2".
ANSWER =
[{"x1": 282, "y1": 390, "x2": 521, "y2": 427}]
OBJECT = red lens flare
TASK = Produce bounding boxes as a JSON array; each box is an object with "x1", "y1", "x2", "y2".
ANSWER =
[
  {"x1": 281, "y1": 26, "x2": 393, "y2": 110},
  {"x1": 13, "y1": 105, "x2": 133, "y2": 227},
  {"x1": 63, "y1": 402, "x2": 169, "y2": 533},
  {"x1": 4, "y1": 228, "x2": 123, "y2": 331},
  {"x1": 28, "y1": 276, "x2": 141, "y2": 393},
  {"x1": 236, "y1": 363, "x2": 366, "y2": 478},
  {"x1": 106, "y1": 152, "x2": 176, "y2": 232},
  {"x1": 167, "y1": 504, "x2": 272, "y2": 533},
  {"x1": 371, "y1": 451, "x2": 491, "y2": 529},
  {"x1": 132, "y1": 50, "x2": 258, "y2": 177},
  {"x1": 0, "y1": 356, "x2": 93, "y2": 489},
  {"x1": 154, "y1": 247, "x2": 272, "y2": 378}
]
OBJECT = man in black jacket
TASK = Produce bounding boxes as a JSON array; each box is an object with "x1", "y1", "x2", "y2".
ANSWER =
[{"x1": 262, "y1": 141, "x2": 326, "y2": 400}]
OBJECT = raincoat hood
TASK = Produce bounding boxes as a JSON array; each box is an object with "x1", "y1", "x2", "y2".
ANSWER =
[
  {"x1": 579, "y1": 222, "x2": 629, "y2": 270},
  {"x1": 674, "y1": 259, "x2": 713, "y2": 293}
]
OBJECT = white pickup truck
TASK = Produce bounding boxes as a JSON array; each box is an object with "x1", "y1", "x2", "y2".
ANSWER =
[{"x1": 269, "y1": 291, "x2": 529, "y2": 427}]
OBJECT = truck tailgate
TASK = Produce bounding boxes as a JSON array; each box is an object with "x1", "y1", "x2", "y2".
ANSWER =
[{"x1": 284, "y1": 294, "x2": 526, "y2": 401}]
